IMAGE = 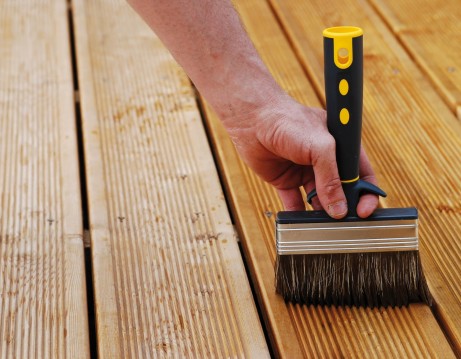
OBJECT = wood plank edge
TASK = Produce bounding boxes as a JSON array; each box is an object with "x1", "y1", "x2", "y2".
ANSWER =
[
  {"x1": 185, "y1": 95, "x2": 270, "y2": 358},
  {"x1": 71, "y1": 0, "x2": 123, "y2": 356},
  {"x1": 366, "y1": 0, "x2": 407, "y2": 34},
  {"x1": 65, "y1": 236, "x2": 91, "y2": 358},
  {"x1": 200, "y1": 101, "x2": 305, "y2": 358},
  {"x1": 368, "y1": 0, "x2": 460, "y2": 120},
  {"x1": 264, "y1": 0, "x2": 326, "y2": 106},
  {"x1": 430, "y1": 301, "x2": 461, "y2": 355}
]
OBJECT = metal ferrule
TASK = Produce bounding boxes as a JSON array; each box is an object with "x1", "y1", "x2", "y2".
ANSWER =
[{"x1": 276, "y1": 219, "x2": 418, "y2": 255}]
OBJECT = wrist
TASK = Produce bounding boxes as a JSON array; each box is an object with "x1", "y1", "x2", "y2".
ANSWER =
[
  {"x1": 221, "y1": 67, "x2": 283, "y2": 122},
  {"x1": 217, "y1": 78, "x2": 286, "y2": 140},
  {"x1": 194, "y1": 48, "x2": 284, "y2": 125}
]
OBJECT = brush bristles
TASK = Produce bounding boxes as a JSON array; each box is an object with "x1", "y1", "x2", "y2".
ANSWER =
[{"x1": 275, "y1": 251, "x2": 432, "y2": 308}]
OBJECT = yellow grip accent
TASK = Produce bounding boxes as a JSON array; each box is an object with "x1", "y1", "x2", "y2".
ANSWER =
[
  {"x1": 339, "y1": 108, "x2": 350, "y2": 124},
  {"x1": 323, "y1": 26, "x2": 363, "y2": 69},
  {"x1": 341, "y1": 176, "x2": 360, "y2": 183},
  {"x1": 339, "y1": 79, "x2": 349, "y2": 95}
]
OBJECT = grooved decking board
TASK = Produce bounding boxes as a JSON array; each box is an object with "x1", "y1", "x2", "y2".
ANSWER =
[
  {"x1": 72, "y1": 0, "x2": 268, "y2": 357},
  {"x1": 268, "y1": 0, "x2": 461, "y2": 353},
  {"x1": 200, "y1": 0, "x2": 455, "y2": 357},
  {"x1": 368, "y1": 0, "x2": 461, "y2": 120},
  {"x1": 0, "y1": 1, "x2": 89, "y2": 358}
]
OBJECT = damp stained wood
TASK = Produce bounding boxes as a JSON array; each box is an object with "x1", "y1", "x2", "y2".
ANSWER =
[
  {"x1": 369, "y1": 0, "x2": 461, "y2": 120},
  {"x1": 200, "y1": 0, "x2": 457, "y2": 357}
]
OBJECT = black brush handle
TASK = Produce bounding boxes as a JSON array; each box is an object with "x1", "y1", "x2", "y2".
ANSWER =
[
  {"x1": 324, "y1": 27, "x2": 363, "y2": 181},
  {"x1": 308, "y1": 27, "x2": 386, "y2": 216}
]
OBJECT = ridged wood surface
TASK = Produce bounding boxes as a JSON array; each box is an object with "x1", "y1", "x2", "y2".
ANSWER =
[
  {"x1": 268, "y1": 0, "x2": 461, "y2": 354},
  {"x1": 0, "y1": 0, "x2": 89, "y2": 358},
  {"x1": 72, "y1": 0, "x2": 268, "y2": 357},
  {"x1": 201, "y1": 0, "x2": 457, "y2": 357},
  {"x1": 369, "y1": 0, "x2": 461, "y2": 120}
]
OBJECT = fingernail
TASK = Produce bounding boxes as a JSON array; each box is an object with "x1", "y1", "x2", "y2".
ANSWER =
[{"x1": 327, "y1": 201, "x2": 348, "y2": 218}]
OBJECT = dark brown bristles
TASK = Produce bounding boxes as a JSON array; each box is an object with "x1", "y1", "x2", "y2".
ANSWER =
[{"x1": 275, "y1": 251, "x2": 432, "y2": 308}]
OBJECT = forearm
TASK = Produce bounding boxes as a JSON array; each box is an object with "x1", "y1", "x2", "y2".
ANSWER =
[
  {"x1": 127, "y1": 0, "x2": 283, "y2": 123},
  {"x1": 127, "y1": 0, "x2": 378, "y2": 217}
]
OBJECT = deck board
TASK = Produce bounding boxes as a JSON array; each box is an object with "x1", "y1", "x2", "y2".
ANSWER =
[
  {"x1": 72, "y1": 0, "x2": 268, "y2": 357},
  {"x1": 4, "y1": 0, "x2": 461, "y2": 356},
  {"x1": 201, "y1": 0, "x2": 457, "y2": 357},
  {"x1": 369, "y1": 0, "x2": 461, "y2": 120},
  {"x1": 268, "y1": 0, "x2": 461, "y2": 353},
  {"x1": 0, "y1": 0, "x2": 89, "y2": 358}
]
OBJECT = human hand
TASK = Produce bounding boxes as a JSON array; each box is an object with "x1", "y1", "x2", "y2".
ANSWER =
[
  {"x1": 126, "y1": 0, "x2": 379, "y2": 219},
  {"x1": 222, "y1": 93, "x2": 379, "y2": 219}
]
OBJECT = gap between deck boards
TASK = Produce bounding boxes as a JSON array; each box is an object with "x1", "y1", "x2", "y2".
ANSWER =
[{"x1": 67, "y1": 1, "x2": 97, "y2": 357}]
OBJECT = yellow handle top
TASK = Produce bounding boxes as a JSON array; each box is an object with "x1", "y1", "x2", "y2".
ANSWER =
[
  {"x1": 323, "y1": 26, "x2": 363, "y2": 38},
  {"x1": 323, "y1": 26, "x2": 363, "y2": 69}
]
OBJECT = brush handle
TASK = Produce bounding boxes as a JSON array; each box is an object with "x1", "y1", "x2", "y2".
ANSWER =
[
  {"x1": 308, "y1": 27, "x2": 386, "y2": 216},
  {"x1": 324, "y1": 27, "x2": 363, "y2": 181}
]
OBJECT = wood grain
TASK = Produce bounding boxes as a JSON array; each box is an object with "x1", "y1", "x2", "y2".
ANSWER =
[
  {"x1": 201, "y1": 0, "x2": 456, "y2": 357},
  {"x1": 369, "y1": 0, "x2": 461, "y2": 120},
  {"x1": 72, "y1": 0, "x2": 268, "y2": 357},
  {"x1": 0, "y1": 0, "x2": 89, "y2": 358},
  {"x1": 268, "y1": 0, "x2": 461, "y2": 354}
]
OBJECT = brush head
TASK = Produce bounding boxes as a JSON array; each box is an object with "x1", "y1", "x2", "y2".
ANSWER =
[{"x1": 275, "y1": 208, "x2": 432, "y2": 308}]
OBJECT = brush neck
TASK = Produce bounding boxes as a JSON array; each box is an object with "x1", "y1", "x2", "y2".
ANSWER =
[{"x1": 342, "y1": 180, "x2": 387, "y2": 217}]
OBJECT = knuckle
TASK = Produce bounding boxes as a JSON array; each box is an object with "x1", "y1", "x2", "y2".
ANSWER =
[
  {"x1": 321, "y1": 135, "x2": 336, "y2": 152},
  {"x1": 322, "y1": 176, "x2": 342, "y2": 197},
  {"x1": 312, "y1": 135, "x2": 336, "y2": 165}
]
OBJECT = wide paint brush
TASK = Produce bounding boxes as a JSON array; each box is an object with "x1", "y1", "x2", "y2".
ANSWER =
[{"x1": 275, "y1": 26, "x2": 431, "y2": 308}]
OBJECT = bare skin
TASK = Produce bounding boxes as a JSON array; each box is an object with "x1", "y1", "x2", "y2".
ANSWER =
[{"x1": 127, "y1": 0, "x2": 379, "y2": 218}]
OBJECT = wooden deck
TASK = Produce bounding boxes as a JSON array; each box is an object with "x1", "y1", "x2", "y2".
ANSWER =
[{"x1": 1, "y1": 0, "x2": 460, "y2": 357}]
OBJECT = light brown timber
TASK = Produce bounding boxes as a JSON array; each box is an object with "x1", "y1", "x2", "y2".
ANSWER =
[
  {"x1": 0, "y1": 0, "x2": 89, "y2": 358},
  {"x1": 72, "y1": 0, "x2": 268, "y2": 357}
]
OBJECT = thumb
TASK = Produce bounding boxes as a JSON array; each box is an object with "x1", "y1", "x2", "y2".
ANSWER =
[{"x1": 312, "y1": 135, "x2": 347, "y2": 219}]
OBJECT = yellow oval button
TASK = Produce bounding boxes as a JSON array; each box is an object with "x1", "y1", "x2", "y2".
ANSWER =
[
  {"x1": 339, "y1": 79, "x2": 349, "y2": 95},
  {"x1": 340, "y1": 108, "x2": 350, "y2": 124}
]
